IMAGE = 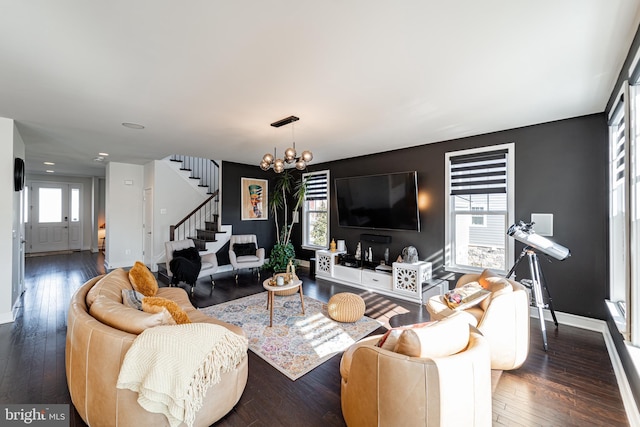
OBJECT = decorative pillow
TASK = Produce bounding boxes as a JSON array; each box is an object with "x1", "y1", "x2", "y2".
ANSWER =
[
  {"x1": 128, "y1": 261, "x2": 158, "y2": 297},
  {"x1": 89, "y1": 295, "x2": 175, "y2": 334},
  {"x1": 142, "y1": 296, "x2": 191, "y2": 324},
  {"x1": 394, "y1": 312, "x2": 470, "y2": 358},
  {"x1": 233, "y1": 242, "x2": 257, "y2": 256},
  {"x1": 444, "y1": 282, "x2": 491, "y2": 310},
  {"x1": 173, "y1": 246, "x2": 201, "y2": 262},
  {"x1": 376, "y1": 322, "x2": 433, "y2": 351},
  {"x1": 122, "y1": 289, "x2": 145, "y2": 311}
]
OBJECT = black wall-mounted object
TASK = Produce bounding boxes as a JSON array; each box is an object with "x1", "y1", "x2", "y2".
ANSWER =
[
  {"x1": 360, "y1": 233, "x2": 392, "y2": 244},
  {"x1": 14, "y1": 158, "x2": 24, "y2": 191},
  {"x1": 335, "y1": 171, "x2": 420, "y2": 231}
]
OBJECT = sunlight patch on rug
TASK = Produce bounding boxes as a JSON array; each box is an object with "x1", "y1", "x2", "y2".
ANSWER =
[{"x1": 200, "y1": 292, "x2": 382, "y2": 381}]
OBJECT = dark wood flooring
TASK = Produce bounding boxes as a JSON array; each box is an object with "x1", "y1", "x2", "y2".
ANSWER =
[{"x1": 0, "y1": 251, "x2": 629, "y2": 426}]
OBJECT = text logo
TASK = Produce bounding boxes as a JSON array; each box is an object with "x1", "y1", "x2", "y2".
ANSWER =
[{"x1": 2, "y1": 405, "x2": 69, "y2": 426}]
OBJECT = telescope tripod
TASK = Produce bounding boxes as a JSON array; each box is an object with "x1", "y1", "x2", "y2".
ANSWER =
[{"x1": 507, "y1": 246, "x2": 558, "y2": 351}]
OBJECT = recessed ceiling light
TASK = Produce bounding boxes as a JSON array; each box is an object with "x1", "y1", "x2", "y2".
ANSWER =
[
  {"x1": 43, "y1": 161, "x2": 55, "y2": 165},
  {"x1": 122, "y1": 122, "x2": 145, "y2": 130},
  {"x1": 45, "y1": 170, "x2": 54, "y2": 173},
  {"x1": 98, "y1": 152, "x2": 109, "y2": 156}
]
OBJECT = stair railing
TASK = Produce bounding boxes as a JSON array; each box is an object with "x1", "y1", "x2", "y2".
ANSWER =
[
  {"x1": 169, "y1": 192, "x2": 219, "y2": 243},
  {"x1": 170, "y1": 155, "x2": 220, "y2": 195},
  {"x1": 169, "y1": 157, "x2": 221, "y2": 244}
]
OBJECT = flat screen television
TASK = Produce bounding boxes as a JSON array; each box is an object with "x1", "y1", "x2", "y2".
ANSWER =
[{"x1": 335, "y1": 171, "x2": 420, "y2": 231}]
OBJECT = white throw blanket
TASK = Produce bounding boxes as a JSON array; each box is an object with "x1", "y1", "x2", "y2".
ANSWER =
[{"x1": 116, "y1": 323, "x2": 248, "y2": 427}]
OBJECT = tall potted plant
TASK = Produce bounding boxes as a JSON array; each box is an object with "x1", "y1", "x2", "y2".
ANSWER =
[{"x1": 264, "y1": 170, "x2": 307, "y2": 272}]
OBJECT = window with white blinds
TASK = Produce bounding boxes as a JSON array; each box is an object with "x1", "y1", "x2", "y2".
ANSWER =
[
  {"x1": 608, "y1": 85, "x2": 632, "y2": 340},
  {"x1": 302, "y1": 170, "x2": 330, "y2": 249},
  {"x1": 445, "y1": 144, "x2": 514, "y2": 274}
]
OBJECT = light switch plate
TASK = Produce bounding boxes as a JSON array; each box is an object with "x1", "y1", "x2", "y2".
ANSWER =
[{"x1": 531, "y1": 213, "x2": 553, "y2": 236}]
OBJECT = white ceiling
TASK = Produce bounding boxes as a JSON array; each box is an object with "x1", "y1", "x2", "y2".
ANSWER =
[{"x1": 1, "y1": 1, "x2": 639, "y2": 177}]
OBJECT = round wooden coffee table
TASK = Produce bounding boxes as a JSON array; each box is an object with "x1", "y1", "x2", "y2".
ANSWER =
[{"x1": 263, "y1": 278, "x2": 305, "y2": 327}]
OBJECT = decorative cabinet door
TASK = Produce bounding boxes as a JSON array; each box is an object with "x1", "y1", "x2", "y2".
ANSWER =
[
  {"x1": 316, "y1": 250, "x2": 343, "y2": 277},
  {"x1": 392, "y1": 261, "x2": 432, "y2": 302}
]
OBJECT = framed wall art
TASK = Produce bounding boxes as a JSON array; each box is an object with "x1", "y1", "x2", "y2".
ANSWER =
[{"x1": 241, "y1": 177, "x2": 268, "y2": 221}]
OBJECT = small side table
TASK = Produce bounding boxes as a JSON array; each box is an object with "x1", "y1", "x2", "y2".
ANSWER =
[{"x1": 263, "y1": 278, "x2": 305, "y2": 327}]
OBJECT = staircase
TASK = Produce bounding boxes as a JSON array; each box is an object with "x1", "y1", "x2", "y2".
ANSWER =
[
  {"x1": 169, "y1": 155, "x2": 218, "y2": 195},
  {"x1": 158, "y1": 155, "x2": 232, "y2": 283}
]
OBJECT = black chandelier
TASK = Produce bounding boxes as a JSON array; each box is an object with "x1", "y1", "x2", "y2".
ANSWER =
[{"x1": 260, "y1": 116, "x2": 313, "y2": 173}]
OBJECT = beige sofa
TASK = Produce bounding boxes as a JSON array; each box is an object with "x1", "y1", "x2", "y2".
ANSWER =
[
  {"x1": 426, "y1": 270, "x2": 530, "y2": 370},
  {"x1": 340, "y1": 312, "x2": 492, "y2": 427},
  {"x1": 65, "y1": 268, "x2": 248, "y2": 427}
]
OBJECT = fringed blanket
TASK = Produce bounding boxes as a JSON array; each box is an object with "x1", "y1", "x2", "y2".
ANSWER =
[{"x1": 116, "y1": 323, "x2": 248, "y2": 427}]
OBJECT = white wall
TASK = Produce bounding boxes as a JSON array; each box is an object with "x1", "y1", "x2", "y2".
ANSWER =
[
  {"x1": 0, "y1": 118, "x2": 19, "y2": 323},
  {"x1": 144, "y1": 159, "x2": 209, "y2": 269},
  {"x1": 88, "y1": 176, "x2": 106, "y2": 253},
  {"x1": 105, "y1": 162, "x2": 144, "y2": 269},
  {"x1": 97, "y1": 177, "x2": 105, "y2": 252},
  {"x1": 12, "y1": 123, "x2": 25, "y2": 309}
]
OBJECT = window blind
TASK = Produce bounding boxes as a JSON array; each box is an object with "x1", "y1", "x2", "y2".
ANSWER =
[
  {"x1": 304, "y1": 173, "x2": 328, "y2": 201},
  {"x1": 449, "y1": 149, "x2": 508, "y2": 196},
  {"x1": 610, "y1": 102, "x2": 626, "y2": 185},
  {"x1": 614, "y1": 118, "x2": 626, "y2": 183}
]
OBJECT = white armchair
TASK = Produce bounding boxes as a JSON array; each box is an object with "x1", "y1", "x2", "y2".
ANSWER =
[
  {"x1": 228, "y1": 235, "x2": 265, "y2": 284},
  {"x1": 426, "y1": 269, "x2": 530, "y2": 370},
  {"x1": 165, "y1": 239, "x2": 218, "y2": 294},
  {"x1": 340, "y1": 312, "x2": 492, "y2": 427}
]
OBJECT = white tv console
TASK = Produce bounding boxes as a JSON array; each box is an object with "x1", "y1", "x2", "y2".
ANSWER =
[{"x1": 315, "y1": 250, "x2": 440, "y2": 304}]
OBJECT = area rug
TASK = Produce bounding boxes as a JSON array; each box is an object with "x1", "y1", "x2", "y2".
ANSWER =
[{"x1": 199, "y1": 292, "x2": 382, "y2": 381}]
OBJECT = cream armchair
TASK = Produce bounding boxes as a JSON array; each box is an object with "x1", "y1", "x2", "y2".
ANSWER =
[
  {"x1": 165, "y1": 239, "x2": 218, "y2": 294},
  {"x1": 340, "y1": 312, "x2": 492, "y2": 427},
  {"x1": 426, "y1": 269, "x2": 530, "y2": 370},
  {"x1": 229, "y1": 234, "x2": 265, "y2": 283}
]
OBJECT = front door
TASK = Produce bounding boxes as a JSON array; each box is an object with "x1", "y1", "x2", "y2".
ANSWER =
[{"x1": 28, "y1": 182, "x2": 83, "y2": 253}]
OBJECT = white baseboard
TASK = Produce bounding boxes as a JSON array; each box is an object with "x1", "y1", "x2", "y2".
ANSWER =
[
  {"x1": 529, "y1": 306, "x2": 607, "y2": 333},
  {"x1": 530, "y1": 307, "x2": 640, "y2": 425},
  {"x1": 0, "y1": 311, "x2": 14, "y2": 325}
]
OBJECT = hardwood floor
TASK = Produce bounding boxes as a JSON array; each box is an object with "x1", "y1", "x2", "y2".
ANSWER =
[{"x1": 0, "y1": 251, "x2": 629, "y2": 426}]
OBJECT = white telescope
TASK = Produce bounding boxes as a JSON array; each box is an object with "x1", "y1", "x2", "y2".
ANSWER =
[
  {"x1": 507, "y1": 221, "x2": 570, "y2": 261},
  {"x1": 506, "y1": 220, "x2": 570, "y2": 351}
]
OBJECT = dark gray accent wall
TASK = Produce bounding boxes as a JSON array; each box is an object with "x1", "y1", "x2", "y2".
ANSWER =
[
  {"x1": 220, "y1": 115, "x2": 608, "y2": 319},
  {"x1": 219, "y1": 161, "x2": 277, "y2": 265},
  {"x1": 299, "y1": 113, "x2": 608, "y2": 319}
]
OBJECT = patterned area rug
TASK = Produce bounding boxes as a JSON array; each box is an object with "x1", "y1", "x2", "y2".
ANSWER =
[{"x1": 200, "y1": 292, "x2": 382, "y2": 381}]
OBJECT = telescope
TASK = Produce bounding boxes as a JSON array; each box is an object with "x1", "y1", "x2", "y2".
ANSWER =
[
  {"x1": 506, "y1": 220, "x2": 571, "y2": 351},
  {"x1": 507, "y1": 221, "x2": 570, "y2": 261}
]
